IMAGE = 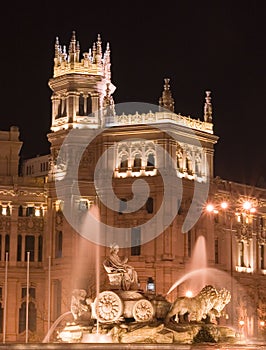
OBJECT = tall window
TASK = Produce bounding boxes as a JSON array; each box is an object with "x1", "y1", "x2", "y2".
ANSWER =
[
  {"x1": 26, "y1": 207, "x2": 35, "y2": 217},
  {"x1": 53, "y1": 280, "x2": 62, "y2": 321},
  {"x1": 187, "y1": 230, "x2": 192, "y2": 257},
  {"x1": 38, "y1": 235, "x2": 43, "y2": 262},
  {"x1": 17, "y1": 235, "x2": 22, "y2": 261},
  {"x1": 260, "y1": 244, "x2": 265, "y2": 270},
  {"x1": 146, "y1": 197, "x2": 154, "y2": 214},
  {"x1": 18, "y1": 205, "x2": 23, "y2": 217},
  {"x1": 147, "y1": 154, "x2": 155, "y2": 167},
  {"x1": 19, "y1": 288, "x2": 36, "y2": 333},
  {"x1": 87, "y1": 95, "x2": 92, "y2": 115},
  {"x1": 240, "y1": 241, "x2": 245, "y2": 267},
  {"x1": 215, "y1": 239, "x2": 219, "y2": 264},
  {"x1": 133, "y1": 154, "x2": 141, "y2": 169},
  {"x1": 119, "y1": 199, "x2": 127, "y2": 215},
  {"x1": 131, "y1": 227, "x2": 141, "y2": 256},
  {"x1": 5, "y1": 235, "x2": 10, "y2": 260},
  {"x1": 25, "y1": 235, "x2": 35, "y2": 262},
  {"x1": 79, "y1": 94, "x2": 85, "y2": 115},
  {"x1": 0, "y1": 288, "x2": 2, "y2": 333},
  {"x1": 120, "y1": 155, "x2": 128, "y2": 170},
  {"x1": 55, "y1": 231, "x2": 63, "y2": 258},
  {"x1": 6, "y1": 206, "x2": 11, "y2": 216},
  {"x1": 19, "y1": 302, "x2": 36, "y2": 333}
]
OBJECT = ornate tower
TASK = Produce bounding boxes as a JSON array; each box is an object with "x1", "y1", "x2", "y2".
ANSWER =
[{"x1": 49, "y1": 31, "x2": 115, "y2": 132}]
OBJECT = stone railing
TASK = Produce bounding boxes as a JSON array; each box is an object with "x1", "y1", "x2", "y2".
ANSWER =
[{"x1": 106, "y1": 111, "x2": 213, "y2": 134}]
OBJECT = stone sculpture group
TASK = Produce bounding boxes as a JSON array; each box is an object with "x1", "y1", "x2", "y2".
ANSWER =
[{"x1": 58, "y1": 246, "x2": 234, "y2": 344}]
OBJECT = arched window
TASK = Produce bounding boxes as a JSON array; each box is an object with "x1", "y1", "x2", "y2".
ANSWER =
[
  {"x1": 19, "y1": 301, "x2": 36, "y2": 333},
  {"x1": 17, "y1": 234, "x2": 22, "y2": 261},
  {"x1": 195, "y1": 156, "x2": 201, "y2": 176},
  {"x1": 186, "y1": 157, "x2": 192, "y2": 175},
  {"x1": 120, "y1": 155, "x2": 128, "y2": 171},
  {"x1": 147, "y1": 154, "x2": 155, "y2": 167},
  {"x1": 55, "y1": 231, "x2": 63, "y2": 258},
  {"x1": 146, "y1": 197, "x2": 154, "y2": 214},
  {"x1": 133, "y1": 154, "x2": 141, "y2": 170}
]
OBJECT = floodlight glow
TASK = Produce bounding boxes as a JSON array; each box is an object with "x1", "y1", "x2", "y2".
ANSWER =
[
  {"x1": 206, "y1": 204, "x2": 214, "y2": 212},
  {"x1": 185, "y1": 290, "x2": 193, "y2": 298},
  {"x1": 243, "y1": 201, "x2": 252, "y2": 210},
  {"x1": 221, "y1": 201, "x2": 228, "y2": 209}
]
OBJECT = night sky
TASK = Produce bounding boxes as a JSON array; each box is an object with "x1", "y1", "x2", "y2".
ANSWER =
[{"x1": 0, "y1": 1, "x2": 265, "y2": 186}]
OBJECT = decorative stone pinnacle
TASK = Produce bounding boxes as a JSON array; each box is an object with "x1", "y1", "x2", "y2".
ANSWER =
[
  {"x1": 204, "y1": 90, "x2": 212, "y2": 123},
  {"x1": 164, "y1": 78, "x2": 170, "y2": 90},
  {"x1": 52, "y1": 33, "x2": 112, "y2": 79},
  {"x1": 159, "y1": 78, "x2": 175, "y2": 113}
]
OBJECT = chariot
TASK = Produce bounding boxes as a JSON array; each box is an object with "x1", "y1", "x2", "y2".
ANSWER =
[
  {"x1": 94, "y1": 290, "x2": 155, "y2": 323},
  {"x1": 92, "y1": 259, "x2": 170, "y2": 323}
]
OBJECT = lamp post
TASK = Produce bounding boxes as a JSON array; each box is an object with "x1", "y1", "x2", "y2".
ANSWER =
[
  {"x1": 205, "y1": 197, "x2": 257, "y2": 329},
  {"x1": 146, "y1": 277, "x2": 155, "y2": 293},
  {"x1": 239, "y1": 319, "x2": 245, "y2": 340}
]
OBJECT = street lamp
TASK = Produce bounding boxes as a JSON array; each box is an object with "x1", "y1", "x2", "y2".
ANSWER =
[
  {"x1": 146, "y1": 277, "x2": 155, "y2": 292},
  {"x1": 205, "y1": 197, "x2": 258, "y2": 329},
  {"x1": 239, "y1": 319, "x2": 245, "y2": 340}
]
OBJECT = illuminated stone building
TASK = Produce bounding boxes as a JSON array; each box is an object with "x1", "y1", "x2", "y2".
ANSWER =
[{"x1": 0, "y1": 32, "x2": 266, "y2": 341}]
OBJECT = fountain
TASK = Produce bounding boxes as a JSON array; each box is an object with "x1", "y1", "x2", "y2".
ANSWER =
[{"x1": 49, "y1": 236, "x2": 241, "y2": 345}]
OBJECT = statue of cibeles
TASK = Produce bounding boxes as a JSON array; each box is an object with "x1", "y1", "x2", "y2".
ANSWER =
[{"x1": 103, "y1": 244, "x2": 138, "y2": 291}]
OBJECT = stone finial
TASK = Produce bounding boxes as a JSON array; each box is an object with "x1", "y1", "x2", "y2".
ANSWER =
[
  {"x1": 76, "y1": 40, "x2": 80, "y2": 62},
  {"x1": 204, "y1": 91, "x2": 212, "y2": 122},
  {"x1": 55, "y1": 37, "x2": 60, "y2": 58},
  {"x1": 69, "y1": 31, "x2": 76, "y2": 53},
  {"x1": 96, "y1": 34, "x2": 102, "y2": 64},
  {"x1": 159, "y1": 78, "x2": 175, "y2": 112},
  {"x1": 92, "y1": 42, "x2": 96, "y2": 64}
]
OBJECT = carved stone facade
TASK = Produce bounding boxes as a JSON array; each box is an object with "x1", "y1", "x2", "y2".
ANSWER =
[{"x1": 0, "y1": 32, "x2": 266, "y2": 343}]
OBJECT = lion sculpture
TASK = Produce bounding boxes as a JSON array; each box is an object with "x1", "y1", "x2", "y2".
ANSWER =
[
  {"x1": 166, "y1": 285, "x2": 229, "y2": 323},
  {"x1": 207, "y1": 287, "x2": 231, "y2": 322}
]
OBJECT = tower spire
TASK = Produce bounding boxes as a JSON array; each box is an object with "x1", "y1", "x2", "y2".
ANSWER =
[
  {"x1": 69, "y1": 31, "x2": 76, "y2": 53},
  {"x1": 55, "y1": 37, "x2": 60, "y2": 58},
  {"x1": 159, "y1": 78, "x2": 175, "y2": 112},
  {"x1": 96, "y1": 34, "x2": 102, "y2": 64},
  {"x1": 203, "y1": 91, "x2": 212, "y2": 122}
]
